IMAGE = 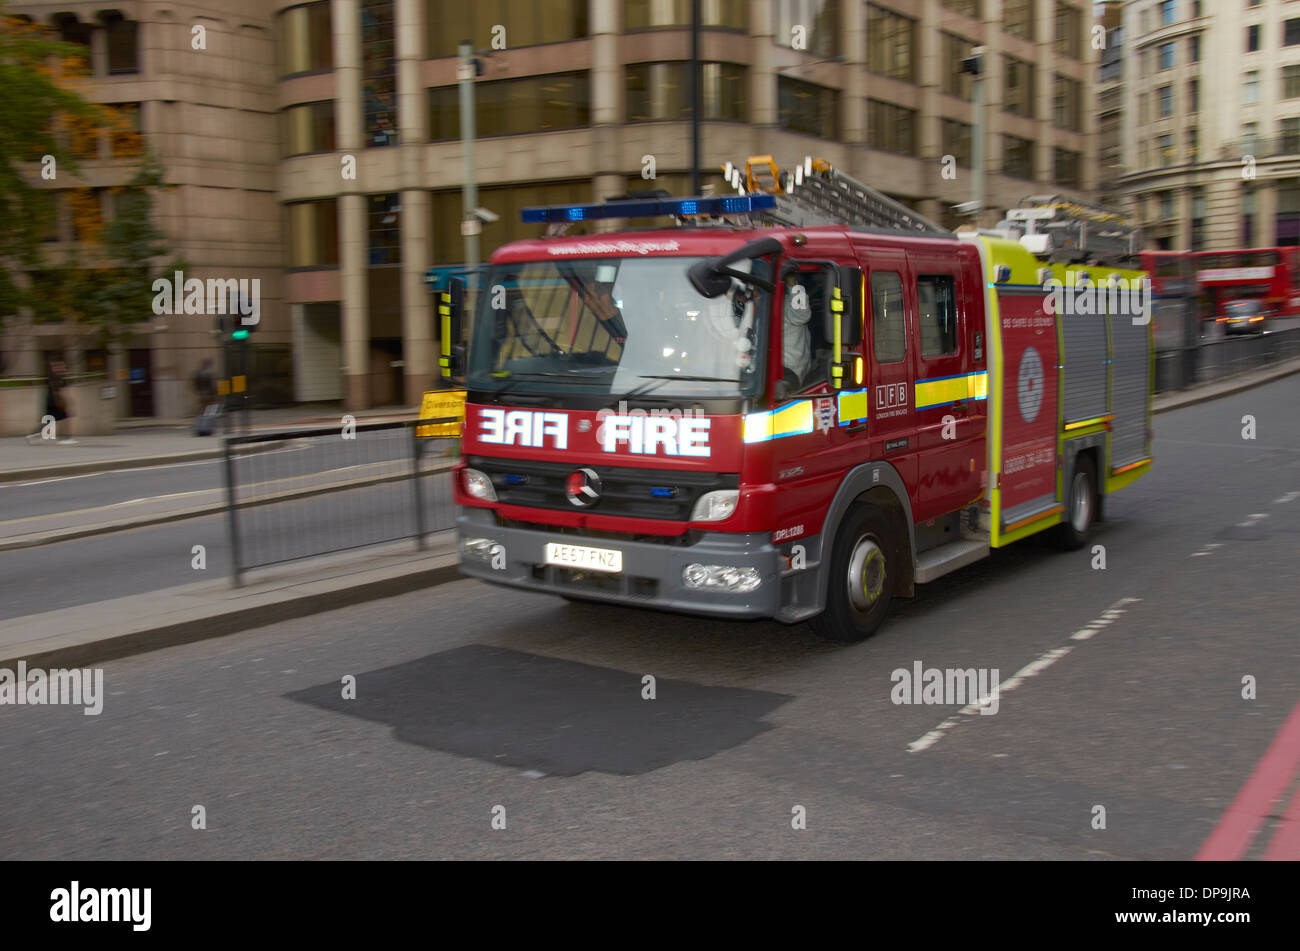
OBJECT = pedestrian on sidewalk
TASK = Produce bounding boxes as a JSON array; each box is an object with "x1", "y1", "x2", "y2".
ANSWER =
[
  {"x1": 27, "y1": 359, "x2": 75, "y2": 444},
  {"x1": 192, "y1": 357, "x2": 220, "y2": 436}
]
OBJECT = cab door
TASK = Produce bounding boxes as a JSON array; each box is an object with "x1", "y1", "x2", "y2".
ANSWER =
[
  {"x1": 908, "y1": 254, "x2": 983, "y2": 522},
  {"x1": 853, "y1": 244, "x2": 917, "y2": 497}
]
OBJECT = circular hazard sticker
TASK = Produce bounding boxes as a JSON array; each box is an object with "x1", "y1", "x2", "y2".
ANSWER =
[{"x1": 1017, "y1": 346, "x2": 1044, "y2": 424}]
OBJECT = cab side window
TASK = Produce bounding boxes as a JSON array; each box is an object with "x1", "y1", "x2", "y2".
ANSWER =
[
  {"x1": 871, "y1": 271, "x2": 906, "y2": 364},
  {"x1": 782, "y1": 269, "x2": 832, "y2": 391},
  {"x1": 917, "y1": 274, "x2": 958, "y2": 357}
]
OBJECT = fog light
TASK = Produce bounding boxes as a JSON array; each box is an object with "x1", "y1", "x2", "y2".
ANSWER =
[
  {"x1": 463, "y1": 468, "x2": 497, "y2": 501},
  {"x1": 462, "y1": 537, "x2": 502, "y2": 562},
  {"x1": 682, "y1": 563, "x2": 762, "y2": 593}
]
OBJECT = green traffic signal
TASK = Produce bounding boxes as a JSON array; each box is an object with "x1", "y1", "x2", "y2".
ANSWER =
[{"x1": 231, "y1": 329, "x2": 250, "y2": 340}]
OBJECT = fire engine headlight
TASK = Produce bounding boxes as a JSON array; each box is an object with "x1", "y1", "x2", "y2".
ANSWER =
[
  {"x1": 462, "y1": 468, "x2": 497, "y2": 502},
  {"x1": 461, "y1": 537, "x2": 504, "y2": 563},
  {"x1": 690, "y1": 489, "x2": 739, "y2": 522},
  {"x1": 682, "y1": 564, "x2": 762, "y2": 593}
]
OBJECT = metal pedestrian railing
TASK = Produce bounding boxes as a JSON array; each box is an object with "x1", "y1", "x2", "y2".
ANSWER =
[
  {"x1": 222, "y1": 417, "x2": 459, "y2": 585},
  {"x1": 1155, "y1": 326, "x2": 1300, "y2": 393}
]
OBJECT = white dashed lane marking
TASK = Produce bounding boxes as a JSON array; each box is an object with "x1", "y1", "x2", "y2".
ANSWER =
[{"x1": 906, "y1": 597, "x2": 1142, "y2": 754}]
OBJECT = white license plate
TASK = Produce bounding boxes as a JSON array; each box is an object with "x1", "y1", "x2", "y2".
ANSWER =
[{"x1": 544, "y1": 542, "x2": 622, "y2": 573}]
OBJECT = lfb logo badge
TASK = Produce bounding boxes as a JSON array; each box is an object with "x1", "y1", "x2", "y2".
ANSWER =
[
  {"x1": 1017, "y1": 346, "x2": 1044, "y2": 424},
  {"x1": 565, "y1": 467, "x2": 602, "y2": 507}
]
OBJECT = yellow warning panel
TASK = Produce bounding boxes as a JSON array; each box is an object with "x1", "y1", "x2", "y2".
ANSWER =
[
  {"x1": 217, "y1": 379, "x2": 230, "y2": 396},
  {"x1": 416, "y1": 388, "x2": 466, "y2": 439},
  {"x1": 232, "y1": 375, "x2": 247, "y2": 393}
]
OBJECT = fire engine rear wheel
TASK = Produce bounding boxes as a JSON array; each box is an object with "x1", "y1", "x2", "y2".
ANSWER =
[
  {"x1": 809, "y1": 505, "x2": 894, "y2": 643},
  {"x1": 1057, "y1": 454, "x2": 1097, "y2": 551}
]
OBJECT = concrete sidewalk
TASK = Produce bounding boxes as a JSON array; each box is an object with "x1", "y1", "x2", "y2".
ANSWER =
[{"x1": 0, "y1": 535, "x2": 462, "y2": 671}]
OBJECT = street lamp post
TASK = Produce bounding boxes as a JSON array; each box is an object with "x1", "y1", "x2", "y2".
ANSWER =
[{"x1": 458, "y1": 40, "x2": 480, "y2": 268}]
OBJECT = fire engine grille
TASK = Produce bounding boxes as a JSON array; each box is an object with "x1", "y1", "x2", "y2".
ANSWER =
[{"x1": 469, "y1": 456, "x2": 738, "y2": 521}]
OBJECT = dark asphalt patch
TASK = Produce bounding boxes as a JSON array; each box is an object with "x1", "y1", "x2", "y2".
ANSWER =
[{"x1": 288, "y1": 644, "x2": 792, "y2": 776}]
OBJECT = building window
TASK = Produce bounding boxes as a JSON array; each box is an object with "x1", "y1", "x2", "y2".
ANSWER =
[
  {"x1": 1188, "y1": 78, "x2": 1200, "y2": 113},
  {"x1": 1242, "y1": 187, "x2": 1255, "y2": 245},
  {"x1": 1053, "y1": 147, "x2": 1081, "y2": 187},
  {"x1": 1190, "y1": 187, "x2": 1206, "y2": 251},
  {"x1": 1287, "y1": 19, "x2": 1300, "y2": 47},
  {"x1": 1283, "y1": 117, "x2": 1300, "y2": 154},
  {"x1": 108, "y1": 103, "x2": 143, "y2": 158},
  {"x1": 428, "y1": 72, "x2": 591, "y2": 139},
  {"x1": 773, "y1": 0, "x2": 840, "y2": 58},
  {"x1": 1002, "y1": 135, "x2": 1035, "y2": 180},
  {"x1": 104, "y1": 13, "x2": 139, "y2": 75},
  {"x1": 1159, "y1": 43, "x2": 1175, "y2": 70},
  {"x1": 1190, "y1": 34, "x2": 1200, "y2": 62},
  {"x1": 941, "y1": 118, "x2": 972, "y2": 167},
  {"x1": 865, "y1": 4, "x2": 916, "y2": 83},
  {"x1": 287, "y1": 199, "x2": 339, "y2": 268},
  {"x1": 368, "y1": 193, "x2": 400, "y2": 267},
  {"x1": 280, "y1": 2, "x2": 332, "y2": 76},
  {"x1": 940, "y1": 0, "x2": 981, "y2": 16},
  {"x1": 1054, "y1": 3, "x2": 1083, "y2": 60},
  {"x1": 1247, "y1": 24, "x2": 1260, "y2": 53},
  {"x1": 1158, "y1": 133, "x2": 1174, "y2": 166},
  {"x1": 1054, "y1": 75, "x2": 1082, "y2": 130},
  {"x1": 281, "y1": 102, "x2": 336, "y2": 156},
  {"x1": 1139, "y1": 92, "x2": 1149, "y2": 125},
  {"x1": 623, "y1": 0, "x2": 745, "y2": 31},
  {"x1": 1280, "y1": 180, "x2": 1300, "y2": 246},
  {"x1": 1158, "y1": 191, "x2": 1174, "y2": 219},
  {"x1": 1244, "y1": 71, "x2": 1260, "y2": 105},
  {"x1": 1243, "y1": 121, "x2": 1259, "y2": 154},
  {"x1": 1160, "y1": 0, "x2": 1176, "y2": 27},
  {"x1": 428, "y1": 1, "x2": 590, "y2": 59},
  {"x1": 1158, "y1": 84, "x2": 1173, "y2": 119},
  {"x1": 625, "y1": 62, "x2": 746, "y2": 122},
  {"x1": 866, "y1": 99, "x2": 916, "y2": 155},
  {"x1": 1284, "y1": 65, "x2": 1300, "y2": 99},
  {"x1": 1187, "y1": 127, "x2": 1199, "y2": 162},
  {"x1": 430, "y1": 180, "x2": 590, "y2": 266},
  {"x1": 361, "y1": 0, "x2": 397, "y2": 147},
  {"x1": 777, "y1": 76, "x2": 839, "y2": 139},
  {"x1": 1003, "y1": 56, "x2": 1036, "y2": 118},
  {"x1": 941, "y1": 33, "x2": 975, "y2": 100},
  {"x1": 1003, "y1": 0, "x2": 1034, "y2": 40}
]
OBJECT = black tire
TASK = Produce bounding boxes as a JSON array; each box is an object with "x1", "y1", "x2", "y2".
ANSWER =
[
  {"x1": 1056, "y1": 454, "x2": 1098, "y2": 550},
  {"x1": 808, "y1": 505, "x2": 895, "y2": 643}
]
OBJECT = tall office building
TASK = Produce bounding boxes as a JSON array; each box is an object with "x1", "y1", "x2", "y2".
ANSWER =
[
  {"x1": 7, "y1": 0, "x2": 1097, "y2": 415},
  {"x1": 1119, "y1": 0, "x2": 1300, "y2": 253}
]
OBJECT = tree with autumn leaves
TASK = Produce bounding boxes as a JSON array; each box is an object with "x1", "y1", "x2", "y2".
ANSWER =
[{"x1": 0, "y1": 3, "x2": 178, "y2": 370}]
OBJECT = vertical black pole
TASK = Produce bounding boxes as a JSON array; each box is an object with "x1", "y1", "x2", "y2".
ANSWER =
[
  {"x1": 690, "y1": 0, "x2": 701, "y2": 195},
  {"x1": 223, "y1": 436, "x2": 243, "y2": 587},
  {"x1": 410, "y1": 425, "x2": 427, "y2": 550}
]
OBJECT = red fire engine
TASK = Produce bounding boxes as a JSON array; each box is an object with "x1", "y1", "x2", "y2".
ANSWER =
[{"x1": 443, "y1": 158, "x2": 1154, "y2": 641}]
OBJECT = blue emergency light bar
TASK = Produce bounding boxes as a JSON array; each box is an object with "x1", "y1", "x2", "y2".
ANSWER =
[{"x1": 520, "y1": 193, "x2": 776, "y2": 224}]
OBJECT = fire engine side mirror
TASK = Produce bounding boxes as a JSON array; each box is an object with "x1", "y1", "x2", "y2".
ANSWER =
[{"x1": 439, "y1": 278, "x2": 465, "y2": 379}]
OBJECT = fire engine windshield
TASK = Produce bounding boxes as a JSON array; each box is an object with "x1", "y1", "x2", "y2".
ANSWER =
[{"x1": 466, "y1": 256, "x2": 770, "y2": 399}]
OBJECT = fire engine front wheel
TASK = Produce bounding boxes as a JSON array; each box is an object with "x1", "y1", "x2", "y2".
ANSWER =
[{"x1": 809, "y1": 505, "x2": 894, "y2": 643}]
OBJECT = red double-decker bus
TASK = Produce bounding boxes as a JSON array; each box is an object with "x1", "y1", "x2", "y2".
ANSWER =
[{"x1": 1193, "y1": 247, "x2": 1300, "y2": 319}]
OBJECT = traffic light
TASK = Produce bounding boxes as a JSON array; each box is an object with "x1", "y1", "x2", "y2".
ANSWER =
[{"x1": 961, "y1": 49, "x2": 984, "y2": 76}]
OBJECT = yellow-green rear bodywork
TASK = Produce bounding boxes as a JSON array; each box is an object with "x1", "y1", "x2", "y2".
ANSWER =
[{"x1": 965, "y1": 234, "x2": 1154, "y2": 548}]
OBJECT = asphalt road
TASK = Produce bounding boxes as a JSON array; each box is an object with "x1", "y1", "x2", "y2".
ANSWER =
[{"x1": 1, "y1": 374, "x2": 1296, "y2": 859}]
